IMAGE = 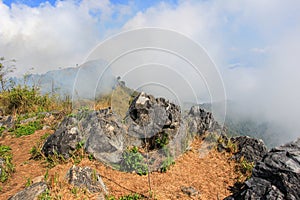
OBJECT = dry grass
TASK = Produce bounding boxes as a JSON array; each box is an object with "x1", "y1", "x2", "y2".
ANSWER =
[{"x1": 0, "y1": 129, "x2": 242, "y2": 200}]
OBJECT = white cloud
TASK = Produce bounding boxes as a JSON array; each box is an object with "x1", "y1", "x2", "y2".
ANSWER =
[
  {"x1": 0, "y1": 0, "x2": 300, "y2": 143},
  {"x1": 121, "y1": 0, "x2": 300, "y2": 143},
  {"x1": 0, "y1": 0, "x2": 132, "y2": 75}
]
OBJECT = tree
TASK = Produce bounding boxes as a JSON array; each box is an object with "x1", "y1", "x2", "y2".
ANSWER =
[{"x1": 0, "y1": 57, "x2": 16, "y2": 91}]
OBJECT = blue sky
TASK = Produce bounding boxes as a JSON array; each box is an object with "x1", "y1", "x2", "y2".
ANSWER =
[
  {"x1": 3, "y1": 0, "x2": 56, "y2": 7},
  {"x1": 3, "y1": 0, "x2": 178, "y2": 9}
]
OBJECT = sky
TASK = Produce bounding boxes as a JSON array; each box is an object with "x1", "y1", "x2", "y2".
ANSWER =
[{"x1": 1, "y1": 0, "x2": 300, "y2": 143}]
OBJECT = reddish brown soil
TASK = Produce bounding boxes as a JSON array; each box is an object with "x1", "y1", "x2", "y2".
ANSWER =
[{"x1": 0, "y1": 131, "x2": 240, "y2": 200}]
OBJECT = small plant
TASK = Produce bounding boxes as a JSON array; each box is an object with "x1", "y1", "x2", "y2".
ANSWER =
[
  {"x1": 239, "y1": 157, "x2": 254, "y2": 177},
  {"x1": 25, "y1": 177, "x2": 32, "y2": 187},
  {"x1": 40, "y1": 132, "x2": 51, "y2": 140},
  {"x1": 160, "y1": 147, "x2": 175, "y2": 173},
  {"x1": 44, "y1": 169, "x2": 49, "y2": 181},
  {"x1": 217, "y1": 135, "x2": 238, "y2": 154},
  {"x1": 70, "y1": 140, "x2": 85, "y2": 165},
  {"x1": 30, "y1": 133, "x2": 51, "y2": 160},
  {"x1": 154, "y1": 132, "x2": 169, "y2": 149},
  {"x1": 0, "y1": 126, "x2": 6, "y2": 136},
  {"x1": 119, "y1": 193, "x2": 142, "y2": 200},
  {"x1": 0, "y1": 145, "x2": 14, "y2": 182},
  {"x1": 106, "y1": 193, "x2": 143, "y2": 200},
  {"x1": 226, "y1": 140, "x2": 238, "y2": 154},
  {"x1": 76, "y1": 140, "x2": 85, "y2": 150},
  {"x1": 88, "y1": 154, "x2": 95, "y2": 161},
  {"x1": 45, "y1": 150, "x2": 66, "y2": 168},
  {"x1": 160, "y1": 157, "x2": 175, "y2": 173},
  {"x1": 30, "y1": 146, "x2": 42, "y2": 160},
  {"x1": 91, "y1": 169, "x2": 98, "y2": 183},
  {"x1": 67, "y1": 113, "x2": 76, "y2": 118},
  {"x1": 38, "y1": 188, "x2": 51, "y2": 200},
  {"x1": 121, "y1": 146, "x2": 148, "y2": 175},
  {"x1": 14, "y1": 120, "x2": 42, "y2": 137},
  {"x1": 71, "y1": 186, "x2": 79, "y2": 196}
]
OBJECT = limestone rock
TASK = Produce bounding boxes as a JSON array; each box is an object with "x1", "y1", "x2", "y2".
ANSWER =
[
  {"x1": 8, "y1": 182, "x2": 48, "y2": 200},
  {"x1": 231, "y1": 136, "x2": 267, "y2": 163},
  {"x1": 225, "y1": 138, "x2": 300, "y2": 200},
  {"x1": 66, "y1": 165, "x2": 107, "y2": 194}
]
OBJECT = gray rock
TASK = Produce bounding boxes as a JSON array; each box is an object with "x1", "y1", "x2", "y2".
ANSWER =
[
  {"x1": 0, "y1": 158, "x2": 4, "y2": 177},
  {"x1": 19, "y1": 116, "x2": 37, "y2": 125},
  {"x1": 8, "y1": 182, "x2": 48, "y2": 200},
  {"x1": 66, "y1": 165, "x2": 107, "y2": 195},
  {"x1": 185, "y1": 105, "x2": 218, "y2": 136},
  {"x1": 225, "y1": 138, "x2": 300, "y2": 200},
  {"x1": 85, "y1": 111, "x2": 125, "y2": 164},
  {"x1": 42, "y1": 109, "x2": 126, "y2": 164},
  {"x1": 181, "y1": 186, "x2": 200, "y2": 197},
  {"x1": 0, "y1": 115, "x2": 14, "y2": 129},
  {"x1": 42, "y1": 114, "x2": 87, "y2": 159},
  {"x1": 231, "y1": 136, "x2": 267, "y2": 163},
  {"x1": 126, "y1": 92, "x2": 182, "y2": 150}
]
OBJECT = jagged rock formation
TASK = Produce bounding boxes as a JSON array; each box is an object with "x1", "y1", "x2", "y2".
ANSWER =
[
  {"x1": 225, "y1": 138, "x2": 300, "y2": 200},
  {"x1": 42, "y1": 92, "x2": 218, "y2": 171},
  {"x1": 231, "y1": 136, "x2": 267, "y2": 163},
  {"x1": 8, "y1": 182, "x2": 48, "y2": 200},
  {"x1": 66, "y1": 165, "x2": 107, "y2": 195},
  {"x1": 217, "y1": 134, "x2": 267, "y2": 163},
  {"x1": 126, "y1": 92, "x2": 183, "y2": 149},
  {"x1": 185, "y1": 105, "x2": 218, "y2": 136}
]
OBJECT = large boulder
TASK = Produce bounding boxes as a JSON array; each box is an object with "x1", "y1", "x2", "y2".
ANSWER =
[
  {"x1": 42, "y1": 108, "x2": 126, "y2": 164},
  {"x1": 225, "y1": 138, "x2": 300, "y2": 200}
]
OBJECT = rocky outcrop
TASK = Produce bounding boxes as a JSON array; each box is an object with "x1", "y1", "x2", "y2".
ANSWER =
[
  {"x1": 66, "y1": 165, "x2": 107, "y2": 195},
  {"x1": 8, "y1": 182, "x2": 48, "y2": 200},
  {"x1": 225, "y1": 138, "x2": 300, "y2": 200},
  {"x1": 231, "y1": 136, "x2": 267, "y2": 163},
  {"x1": 185, "y1": 105, "x2": 218, "y2": 136},
  {"x1": 42, "y1": 92, "x2": 218, "y2": 172}
]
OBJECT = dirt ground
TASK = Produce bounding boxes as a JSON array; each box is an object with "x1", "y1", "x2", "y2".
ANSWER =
[{"x1": 0, "y1": 130, "x2": 240, "y2": 200}]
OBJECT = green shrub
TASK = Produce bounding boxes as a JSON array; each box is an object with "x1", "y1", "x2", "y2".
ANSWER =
[
  {"x1": 121, "y1": 147, "x2": 148, "y2": 175},
  {"x1": 0, "y1": 85, "x2": 51, "y2": 114},
  {"x1": 0, "y1": 145, "x2": 14, "y2": 182},
  {"x1": 0, "y1": 84, "x2": 72, "y2": 115}
]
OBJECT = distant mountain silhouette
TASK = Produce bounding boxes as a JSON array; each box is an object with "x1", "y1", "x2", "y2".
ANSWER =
[{"x1": 11, "y1": 60, "x2": 117, "y2": 99}]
